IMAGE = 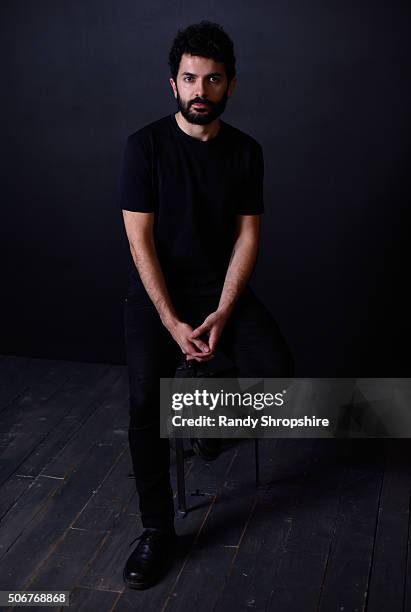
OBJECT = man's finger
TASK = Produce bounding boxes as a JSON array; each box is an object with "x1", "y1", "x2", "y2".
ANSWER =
[
  {"x1": 191, "y1": 323, "x2": 209, "y2": 338},
  {"x1": 208, "y1": 328, "x2": 219, "y2": 352},
  {"x1": 191, "y1": 338, "x2": 210, "y2": 353},
  {"x1": 184, "y1": 344, "x2": 211, "y2": 358},
  {"x1": 187, "y1": 353, "x2": 214, "y2": 362}
]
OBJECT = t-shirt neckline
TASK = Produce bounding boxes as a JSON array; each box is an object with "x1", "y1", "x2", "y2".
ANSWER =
[{"x1": 170, "y1": 113, "x2": 224, "y2": 145}]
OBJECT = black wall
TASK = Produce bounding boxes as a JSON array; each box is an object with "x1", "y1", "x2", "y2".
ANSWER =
[{"x1": 1, "y1": 1, "x2": 410, "y2": 375}]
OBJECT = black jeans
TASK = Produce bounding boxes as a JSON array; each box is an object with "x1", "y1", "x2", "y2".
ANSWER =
[{"x1": 123, "y1": 284, "x2": 294, "y2": 531}]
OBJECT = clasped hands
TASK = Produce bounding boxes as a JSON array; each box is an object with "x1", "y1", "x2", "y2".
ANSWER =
[{"x1": 170, "y1": 308, "x2": 231, "y2": 362}]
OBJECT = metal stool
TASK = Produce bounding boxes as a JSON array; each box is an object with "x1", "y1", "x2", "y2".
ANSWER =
[{"x1": 171, "y1": 354, "x2": 261, "y2": 517}]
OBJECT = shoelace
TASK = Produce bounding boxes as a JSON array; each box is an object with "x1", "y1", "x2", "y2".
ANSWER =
[{"x1": 128, "y1": 528, "x2": 167, "y2": 548}]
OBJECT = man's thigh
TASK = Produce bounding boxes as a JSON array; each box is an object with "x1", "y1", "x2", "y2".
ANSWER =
[
  {"x1": 124, "y1": 294, "x2": 180, "y2": 377},
  {"x1": 218, "y1": 286, "x2": 295, "y2": 377},
  {"x1": 123, "y1": 294, "x2": 180, "y2": 426}
]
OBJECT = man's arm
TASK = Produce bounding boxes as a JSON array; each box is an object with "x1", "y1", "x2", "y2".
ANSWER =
[
  {"x1": 122, "y1": 210, "x2": 178, "y2": 327},
  {"x1": 189, "y1": 214, "x2": 261, "y2": 356},
  {"x1": 122, "y1": 210, "x2": 213, "y2": 360},
  {"x1": 217, "y1": 214, "x2": 261, "y2": 318}
]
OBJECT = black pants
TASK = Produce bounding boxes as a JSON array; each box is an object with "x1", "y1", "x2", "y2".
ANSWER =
[{"x1": 123, "y1": 284, "x2": 294, "y2": 531}]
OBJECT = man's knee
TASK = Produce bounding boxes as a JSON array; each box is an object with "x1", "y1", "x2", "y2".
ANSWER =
[
  {"x1": 244, "y1": 342, "x2": 295, "y2": 378},
  {"x1": 128, "y1": 378, "x2": 159, "y2": 429}
]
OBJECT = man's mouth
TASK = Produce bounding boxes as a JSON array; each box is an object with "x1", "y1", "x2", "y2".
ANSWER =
[{"x1": 192, "y1": 102, "x2": 208, "y2": 108}]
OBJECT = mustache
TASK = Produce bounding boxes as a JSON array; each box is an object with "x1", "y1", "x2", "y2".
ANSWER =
[{"x1": 190, "y1": 99, "x2": 214, "y2": 107}]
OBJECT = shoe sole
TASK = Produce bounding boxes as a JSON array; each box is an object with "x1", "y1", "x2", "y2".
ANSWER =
[
  {"x1": 122, "y1": 550, "x2": 176, "y2": 590},
  {"x1": 123, "y1": 565, "x2": 168, "y2": 590},
  {"x1": 123, "y1": 569, "x2": 158, "y2": 590}
]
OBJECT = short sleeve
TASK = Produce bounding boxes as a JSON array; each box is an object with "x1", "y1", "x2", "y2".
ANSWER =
[
  {"x1": 236, "y1": 141, "x2": 264, "y2": 215},
  {"x1": 117, "y1": 133, "x2": 155, "y2": 212}
]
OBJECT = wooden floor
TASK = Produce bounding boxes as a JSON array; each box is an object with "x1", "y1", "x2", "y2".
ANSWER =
[{"x1": 0, "y1": 355, "x2": 410, "y2": 612}]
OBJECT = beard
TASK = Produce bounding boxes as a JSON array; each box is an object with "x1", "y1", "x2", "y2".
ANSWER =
[{"x1": 176, "y1": 86, "x2": 229, "y2": 125}]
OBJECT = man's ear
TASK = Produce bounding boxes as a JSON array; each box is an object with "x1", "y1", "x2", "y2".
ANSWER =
[
  {"x1": 170, "y1": 77, "x2": 177, "y2": 98},
  {"x1": 227, "y1": 76, "x2": 237, "y2": 98}
]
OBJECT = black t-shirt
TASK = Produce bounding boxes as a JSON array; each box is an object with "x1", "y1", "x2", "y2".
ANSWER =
[{"x1": 117, "y1": 113, "x2": 264, "y2": 296}]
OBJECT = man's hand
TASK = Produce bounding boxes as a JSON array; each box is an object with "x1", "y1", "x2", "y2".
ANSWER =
[
  {"x1": 188, "y1": 308, "x2": 231, "y2": 361},
  {"x1": 168, "y1": 321, "x2": 215, "y2": 362}
]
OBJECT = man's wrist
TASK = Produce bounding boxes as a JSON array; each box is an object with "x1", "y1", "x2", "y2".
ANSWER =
[
  {"x1": 217, "y1": 303, "x2": 233, "y2": 319},
  {"x1": 161, "y1": 312, "x2": 180, "y2": 331}
]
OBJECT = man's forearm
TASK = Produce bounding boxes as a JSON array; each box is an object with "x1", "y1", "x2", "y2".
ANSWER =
[
  {"x1": 218, "y1": 237, "x2": 259, "y2": 316},
  {"x1": 129, "y1": 237, "x2": 179, "y2": 330}
]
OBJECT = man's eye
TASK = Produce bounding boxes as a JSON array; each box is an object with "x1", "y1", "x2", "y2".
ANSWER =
[{"x1": 183, "y1": 76, "x2": 219, "y2": 83}]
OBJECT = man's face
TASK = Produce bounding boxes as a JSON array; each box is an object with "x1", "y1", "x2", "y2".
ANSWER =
[{"x1": 170, "y1": 53, "x2": 236, "y2": 125}]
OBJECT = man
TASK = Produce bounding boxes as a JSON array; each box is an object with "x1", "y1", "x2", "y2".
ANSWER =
[{"x1": 118, "y1": 20, "x2": 294, "y2": 590}]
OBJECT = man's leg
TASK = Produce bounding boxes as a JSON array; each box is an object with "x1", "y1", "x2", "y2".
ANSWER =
[
  {"x1": 218, "y1": 285, "x2": 295, "y2": 378},
  {"x1": 123, "y1": 294, "x2": 181, "y2": 532}
]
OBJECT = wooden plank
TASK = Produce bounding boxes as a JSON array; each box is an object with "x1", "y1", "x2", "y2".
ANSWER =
[
  {"x1": 0, "y1": 362, "x2": 114, "y2": 486},
  {"x1": 0, "y1": 444, "x2": 133, "y2": 560},
  {"x1": 72, "y1": 448, "x2": 136, "y2": 532},
  {"x1": 0, "y1": 364, "x2": 119, "y2": 522},
  {"x1": 0, "y1": 360, "x2": 105, "y2": 430},
  {"x1": 0, "y1": 356, "x2": 36, "y2": 410},
  {"x1": 0, "y1": 383, "x2": 130, "y2": 591},
  {"x1": 21, "y1": 527, "x2": 105, "y2": 595},
  {"x1": 20, "y1": 455, "x2": 137, "y2": 598},
  {"x1": 366, "y1": 439, "x2": 411, "y2": 612},
  {"x1": 0, "y1": 441, "x2": 126, "y2": 591},
  {"x1": 15, "y1": 365, "x2": 123, "y2": 478},
  {"x1": 318, "y1": 438, "x2": 387, "y2": 612},
  {"x1": 406, "y1": 491, "x2": 411, "y2": 612},
  {"x1": 30, "y1": 368, "x2": 128, "y2": 479},
  {"x1": 214, "y1": 502, "x2": 300, "y2": 612},
  {"x1": 272, "y1": 442, "x2": 349, "y2": 555},
  {"x1": 158, "y1": 440, "x2": 323, "y2": 612},
  {"x1": 0, "y1": 475, "x2": 63, "y2": 557},
  {"x1": 161, "y1": 440, "x2": 279, "y2": 612},
  {"x1": 0, "y1": 474, "x2": 34, "y2": 521},
  {"x1": 64, "y1": 585, "x2": 119, "y2": 610},
  {"x1": 75, "y1": 489, "x2": 143, "y2": 593},
  {"x1": 0, "y1": 357, "x2": 81, "y2": 415},
  {"x1": 263, "y1": 443, "x2": 348, "y2": 611},
  {"x1": 210, "y1": 439, "x2": 326, "y2": 611},
  {"x1": 267, "y1": 552, "x2": 329, "y2": 611}
]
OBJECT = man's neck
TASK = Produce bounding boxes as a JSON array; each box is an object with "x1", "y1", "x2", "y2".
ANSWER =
[{"x1": 174, "y1": 112, "x2": 220, "y2": 142}]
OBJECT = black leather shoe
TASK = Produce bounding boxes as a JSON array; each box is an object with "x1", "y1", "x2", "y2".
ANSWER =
[
  {"x1": 123, "y1": 528, "x2": 177, "y2": 590},
  {"x1": 191, "y1": 437, "x2": 222, "y2": 461}
]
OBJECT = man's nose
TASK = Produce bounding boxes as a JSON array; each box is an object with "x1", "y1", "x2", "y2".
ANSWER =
[{"x1": 195, "y1": 79, "x2": 208, "y2": 98}]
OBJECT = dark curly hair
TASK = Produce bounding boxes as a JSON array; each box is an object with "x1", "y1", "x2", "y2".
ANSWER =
[{"x1": 168, "y1": 20, "x2": 236, "y2": 85}]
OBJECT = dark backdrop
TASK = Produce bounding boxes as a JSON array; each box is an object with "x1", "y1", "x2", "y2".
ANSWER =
[{"x1": 1, "y1": 1, "x2": 410, "y2": 375}]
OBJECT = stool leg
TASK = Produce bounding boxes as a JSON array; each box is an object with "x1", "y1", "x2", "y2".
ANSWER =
[
  {"x1": 175, "y1": 438, "x2": 187, "y2": 517},
  {"x1": 254, "y1": 439, "x2": 260, "y2": 487}
]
